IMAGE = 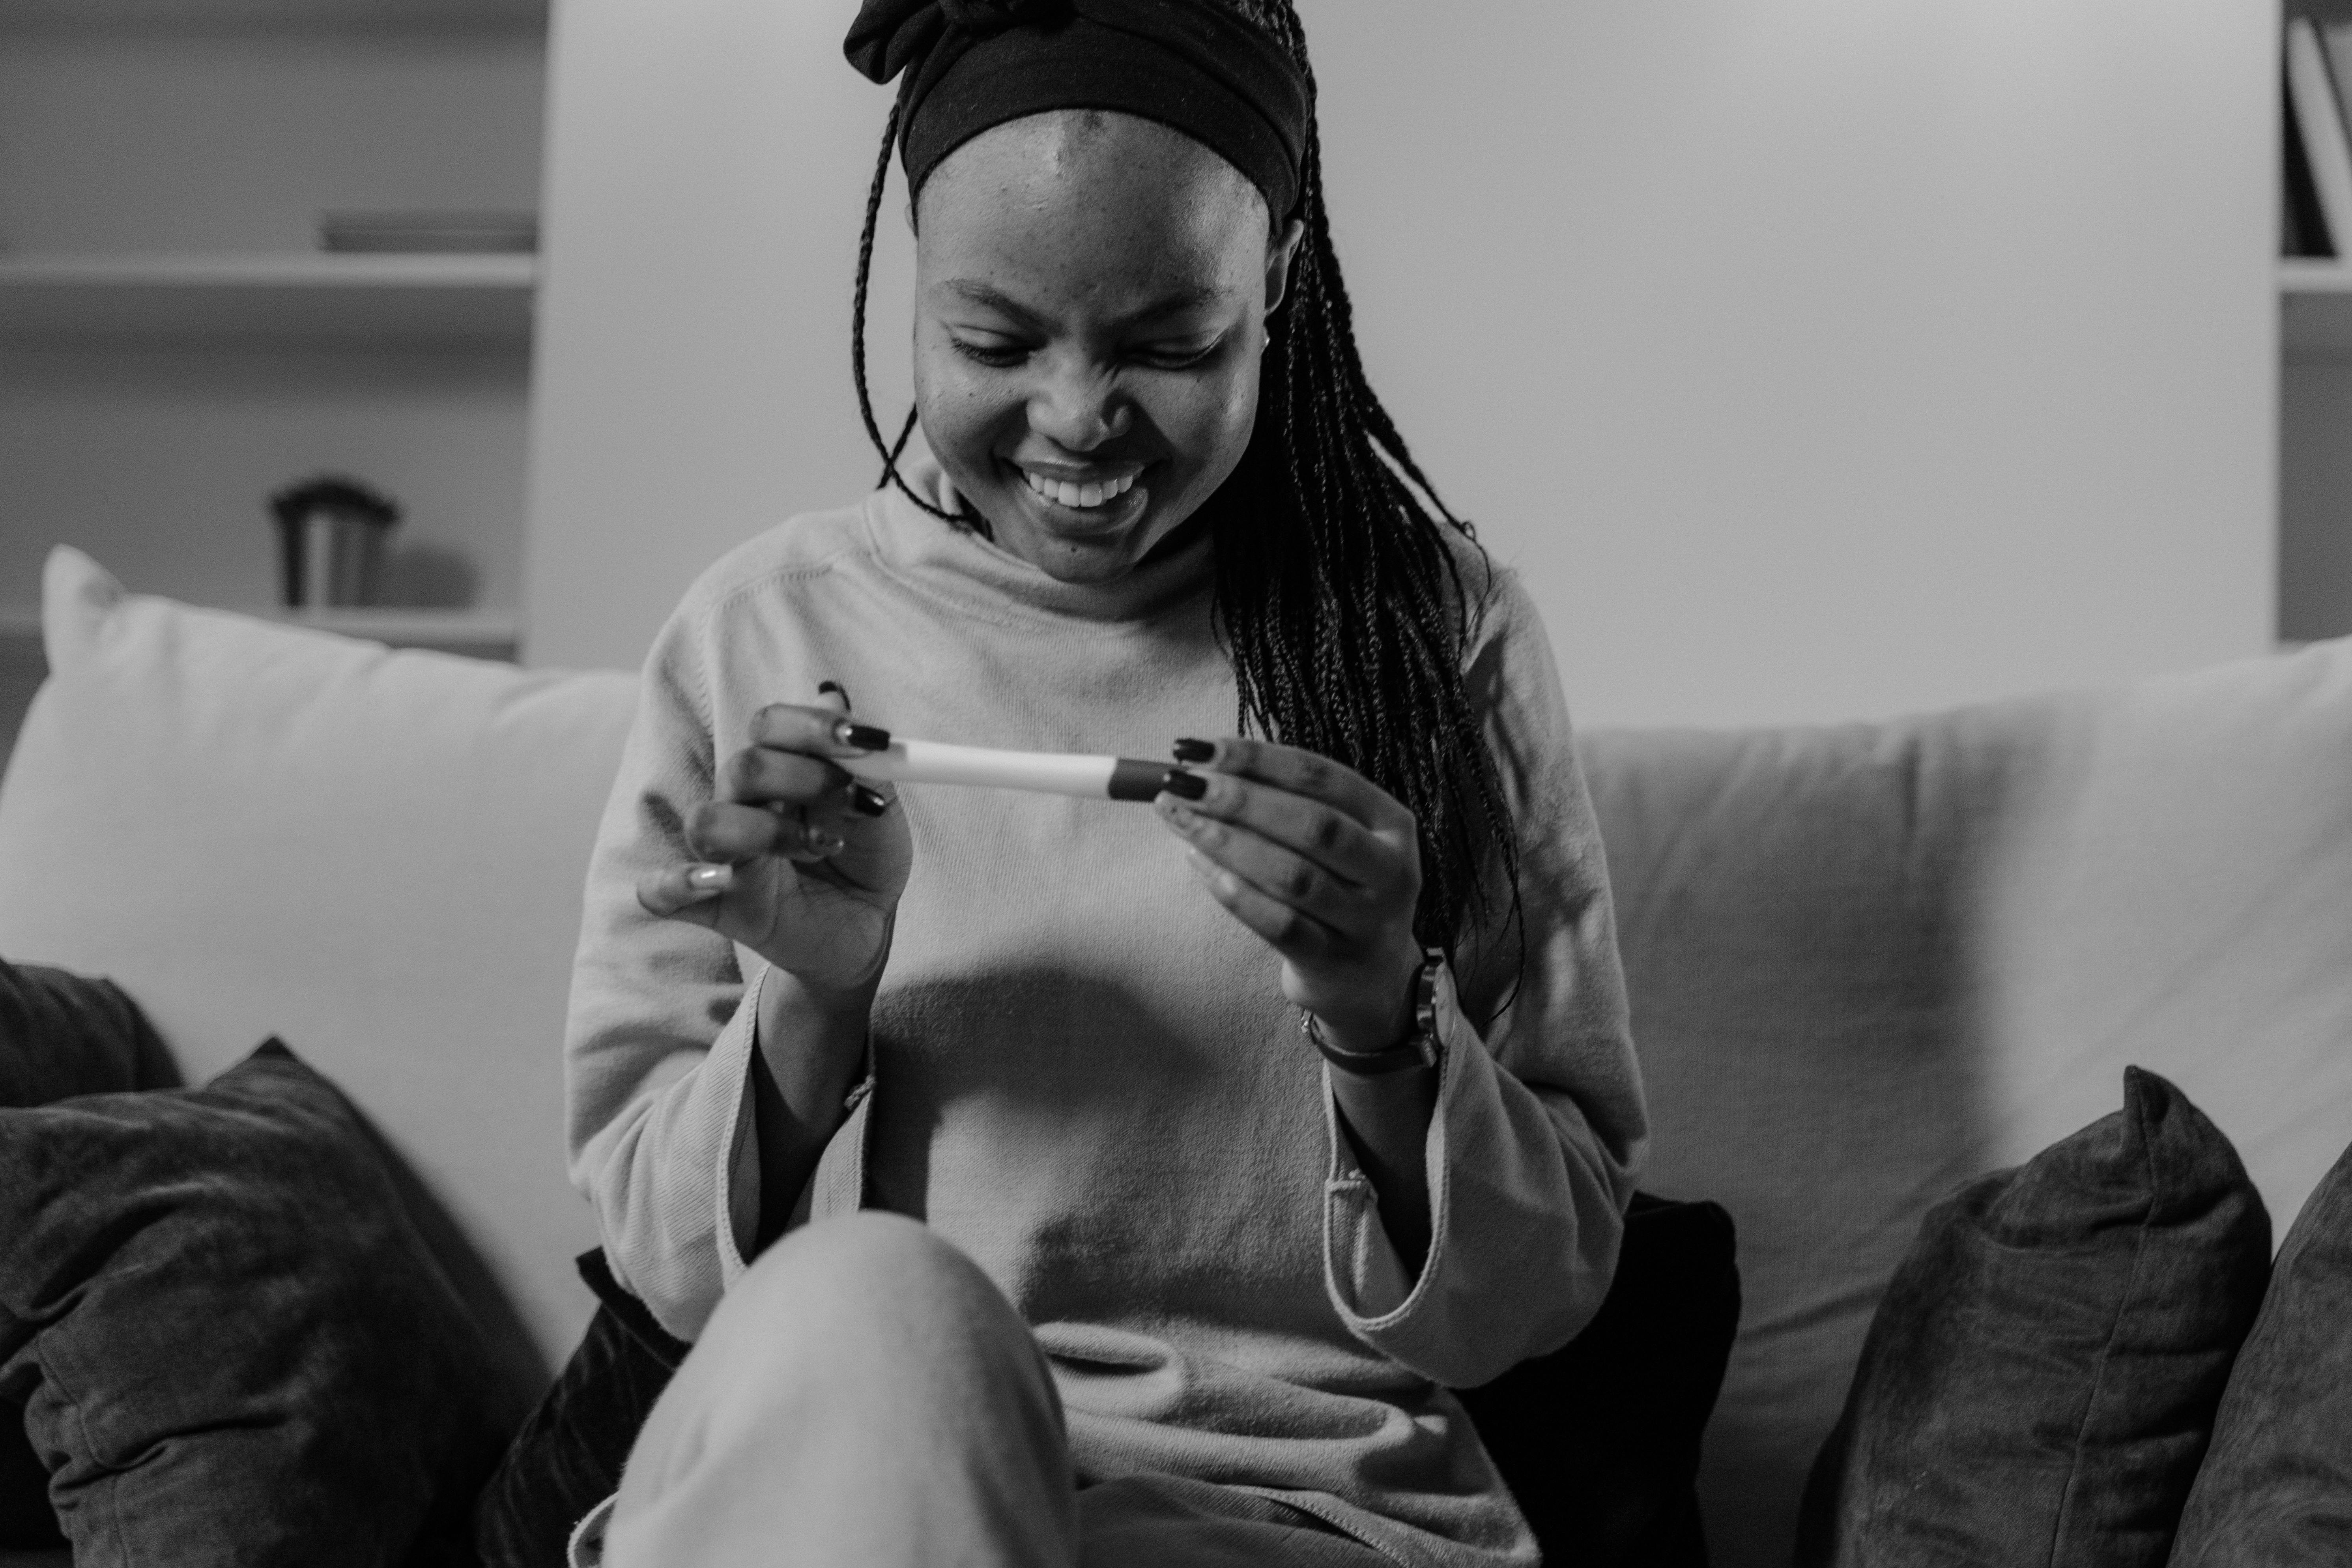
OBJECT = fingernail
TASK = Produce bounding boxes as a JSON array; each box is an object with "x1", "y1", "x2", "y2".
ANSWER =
[
  {"x1": 834, "y1": 720, "x2": 890, "y2": 751},
  {"x1": 686, "y1": 864, "x2": 734, "y2": 891},
  {"x1": 849, "y1": 782, "x2": 890, "y2": 817},
  {"x1": 805, "y1": 824, "x2": 846, "y2": 856},
  {"x1": 1158, "y1": 798, "x2": 1197, "y2": 827},
  {"x1": 818, "y1": 680, "x2": 853, "y2": 709},
  {"x1": 1160, "y1": 768, "x2": 1208, "y2": 802},
  {"x1": 1172, "y1": 737, "x2": 1215, "y2": 764}
]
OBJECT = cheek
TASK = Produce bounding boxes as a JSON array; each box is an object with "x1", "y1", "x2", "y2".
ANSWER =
[
  {"x1": 1163, "y1": 361, "x2": 1261, "y2": 483},
  {"x1": 912, "y1": 333, "x2": 1021, "y2": 470}
]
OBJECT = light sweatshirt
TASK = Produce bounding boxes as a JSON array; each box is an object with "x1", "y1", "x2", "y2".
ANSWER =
[{"x1": 564, "y1": 465, "x2": 1647, "y2": 1568}]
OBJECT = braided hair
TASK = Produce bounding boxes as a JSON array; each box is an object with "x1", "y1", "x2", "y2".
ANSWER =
[{"x1": 850, "y1": 0, "x2": 1522, "y2": 970}]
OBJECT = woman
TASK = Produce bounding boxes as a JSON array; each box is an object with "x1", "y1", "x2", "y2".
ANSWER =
[{"x1": 563, "y1": 1, "x2": 1647, "y2": 1562}]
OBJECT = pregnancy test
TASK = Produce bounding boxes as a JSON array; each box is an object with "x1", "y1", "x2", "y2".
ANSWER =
[{"x1": 838, "y1": 737, "x2": 1180, "y2": 802}]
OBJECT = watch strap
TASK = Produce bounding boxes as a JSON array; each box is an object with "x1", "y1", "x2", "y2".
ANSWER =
[{"x1": 1303, "y1": 948, "x2": 1445, "y2": 1076}]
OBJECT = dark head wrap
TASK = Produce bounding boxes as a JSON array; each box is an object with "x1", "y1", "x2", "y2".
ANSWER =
[{"x1": 845, "y1": 0, "x2": 1310, "y2": 220}]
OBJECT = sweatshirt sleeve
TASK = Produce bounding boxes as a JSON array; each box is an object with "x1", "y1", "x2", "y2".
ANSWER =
[
  {"x1": 1321, "y1": 569, "x2": 1649, "y2": 1388},
  {"x1": 562, "y1": 594, "x2": 777, "y2": 1344}
]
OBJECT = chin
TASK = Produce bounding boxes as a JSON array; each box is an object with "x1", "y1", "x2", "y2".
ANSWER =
[{"x1": 1020, "y1": 537, "x2": 1150, "y2": 586}]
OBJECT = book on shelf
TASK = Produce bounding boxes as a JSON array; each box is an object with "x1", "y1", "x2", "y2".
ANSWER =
[
  {"x1": 2287, "y1": 63, "x2": 2330, "y2": 258},
  {"x1": 2287, "y1": 17, "x2": 2352, "y2": 260}
]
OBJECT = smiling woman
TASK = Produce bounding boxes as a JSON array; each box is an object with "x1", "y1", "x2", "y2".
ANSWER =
[
  {"x1": 551, "y1": 2, "x2": 1650, "y2": 1566},
  {"x1": 907, "y1": 110, "x2": 1292, "y2": 583}
]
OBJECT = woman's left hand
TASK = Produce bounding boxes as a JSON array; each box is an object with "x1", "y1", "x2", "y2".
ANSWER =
[{"x1": 1155, "y1": 737, "x2": 1425, "y2": 1055}]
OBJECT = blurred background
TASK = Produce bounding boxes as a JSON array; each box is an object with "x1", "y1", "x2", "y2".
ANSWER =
[{"x1": 0, "y1": 0, "x2": 2315, "y2": 748}]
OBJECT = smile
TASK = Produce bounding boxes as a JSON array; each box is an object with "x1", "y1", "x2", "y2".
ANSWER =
[{"x1": 1014, "y1": 464, "x2": 1142, "y2": 510}]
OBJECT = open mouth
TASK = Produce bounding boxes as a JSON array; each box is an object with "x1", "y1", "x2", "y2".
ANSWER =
[{"x1": 1006, "y1": 460, "x2": 1148, "y2": 514}]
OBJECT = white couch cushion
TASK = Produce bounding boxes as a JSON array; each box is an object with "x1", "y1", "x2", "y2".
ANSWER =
[
  {"x1": 0, "y1": 548, "x2": 637, "y2": 1370},
  {"x1": 1581, "y1": 634, "x2": 2352, "y2": 1568}
]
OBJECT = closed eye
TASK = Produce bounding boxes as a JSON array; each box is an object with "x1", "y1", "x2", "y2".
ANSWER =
[
  {"x1": 1133, "y1": 336, "x2": 1226, "y2": 371},
  {"x1": 949, "y1": 336, "x2": 1031, "y2": 368}
]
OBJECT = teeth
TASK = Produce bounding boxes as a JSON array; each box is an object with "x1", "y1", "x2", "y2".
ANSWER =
[{"x1": 1021, "y1": 467, "x2": 1137, "y2": 508}]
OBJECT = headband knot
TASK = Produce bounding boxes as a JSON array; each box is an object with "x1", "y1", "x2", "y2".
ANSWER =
[{"x1": 845, "y1": 0, "x2": 1309, "y2": 221}]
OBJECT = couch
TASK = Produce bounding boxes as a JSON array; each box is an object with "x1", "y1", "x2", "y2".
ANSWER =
[{"x1": 2, "y1": 545, "x2": 2348, "y2": 1568}]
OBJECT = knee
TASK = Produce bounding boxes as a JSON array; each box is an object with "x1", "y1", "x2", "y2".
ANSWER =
[{"x1": 703, "y1": 1213, "x2": 1008, "y2": 1370}]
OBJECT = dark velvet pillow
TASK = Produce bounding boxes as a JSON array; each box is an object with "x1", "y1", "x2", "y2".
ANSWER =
[
  {"x1": 2168, "y1": 1134, "x2": 2352, "y2": 1566},
  {"x1": 1457, "y1": 1192, "x2": 1739, "y2": 1568},
  {"x1": 0, "y1": 957, "x2": 183, "y2": 1550},
  {"x1": 477, "y1": 1195, "x2": 1739, "y2": 1568},
  {"x1": 0, "y1": 958, "x2": 179, "y2": 1111},
  {"x1": 0, "y1": 1040, "x2": 518, "y2": 1566},
  {"x1": 1795, "y1": 1067, "x2": 2271, "y2": 1568}
]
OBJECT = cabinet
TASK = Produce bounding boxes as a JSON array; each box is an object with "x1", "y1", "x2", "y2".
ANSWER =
[
  {"x1": 2281, "y1": 266, "x2": 2352, "y2": 642},
  {"x1": 0, "y1": 0, "x2": 548, "y2": 684}
]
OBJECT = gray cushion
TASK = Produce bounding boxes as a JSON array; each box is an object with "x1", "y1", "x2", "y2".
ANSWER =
[
  {"x1": 1792, "y1": 1068, "x2": 2269, "y2": 1567},
  {"x1": 2169, "y1": 1135, "x2": 2352, "y2": 1565},
  {"x1": 0, "y1": 961, "x2": 177, "y2": 1110},
  {"x1": 0, "y1": 1043, "x2": 521, "y2": 1564}
]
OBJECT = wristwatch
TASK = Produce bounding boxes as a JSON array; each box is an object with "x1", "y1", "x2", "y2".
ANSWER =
[{"x1": 1301, "y1": 948, "x2": 1446, "y2": 1076}]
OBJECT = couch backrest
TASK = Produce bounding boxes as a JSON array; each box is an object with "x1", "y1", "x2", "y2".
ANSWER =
[{"x1": 1580, "y1": 636, "x2": 2352, "y2": 1567}]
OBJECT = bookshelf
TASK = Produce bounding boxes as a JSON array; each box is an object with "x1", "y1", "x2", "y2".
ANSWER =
[
  {"x1": 0, "y1": 0, "x2": 546, "y2": 718},
  {"x1": 2281, "y1": 9, "x2": 2352, "y2": 643}
]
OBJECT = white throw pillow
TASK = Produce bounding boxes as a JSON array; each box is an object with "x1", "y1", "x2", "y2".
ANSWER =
[{"x1": 0, "y1": 547, "x2": 638, "y2": 1368}]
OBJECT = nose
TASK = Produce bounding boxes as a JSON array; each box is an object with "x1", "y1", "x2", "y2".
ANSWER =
[{"x1": 1026, "y1": 356, "x2": 1131, "y2": 452}]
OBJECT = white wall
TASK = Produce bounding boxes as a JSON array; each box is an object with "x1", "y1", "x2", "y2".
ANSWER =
[
  {"x1": 523, "y1": 0, "x2": 2276, "y2": 727},
  {"x1": 522, "y1": 0, "x2": 911, "y2": 668},
  {"x1": 1311, "y1": 0, "x2": 2277, "y2": 726}
]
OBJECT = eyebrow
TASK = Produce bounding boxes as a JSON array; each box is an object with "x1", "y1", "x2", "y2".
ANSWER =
[{"x1": 940, "y1": 279, "x2": 1227, "y2": 329}]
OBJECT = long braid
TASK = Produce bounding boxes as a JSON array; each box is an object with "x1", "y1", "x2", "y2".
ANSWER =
[
  {"x1": 849, "y1": 0, "x2": 1523, "y2": 973},
  {"x1": 854, "y1": 103, "x2": 967, "y2": 528},
  {"x1": 1210, "y1": 0, "x2": 1522, "y2": 966}
]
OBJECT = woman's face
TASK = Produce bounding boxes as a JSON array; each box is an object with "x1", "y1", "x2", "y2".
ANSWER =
[{"x1": 912, "y1": 112, "x2": 1304, "y2": 583}]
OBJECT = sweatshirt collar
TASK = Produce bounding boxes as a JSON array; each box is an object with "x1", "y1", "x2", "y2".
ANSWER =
[{"x1": 866, "y1": 460, "x2": 1216, "y2": 627}]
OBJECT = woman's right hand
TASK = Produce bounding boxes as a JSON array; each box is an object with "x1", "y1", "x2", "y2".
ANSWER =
[{"x1": 636, "y1": 693, "x2": 914, "y2": 1000}]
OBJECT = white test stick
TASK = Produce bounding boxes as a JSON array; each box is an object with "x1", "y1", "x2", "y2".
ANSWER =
[{"x1": 839, "y1": 737, "x2": 1178, "y2": 802}]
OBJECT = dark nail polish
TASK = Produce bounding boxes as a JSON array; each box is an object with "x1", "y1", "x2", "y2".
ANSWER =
[
  {"x1": 1160, "y1": 768, "x2": 1209, "y2": 802},
  {"x1": 818, "y1": 680, "x2": 853, "y2": 709},
  {"x1": 1172, "y1": 737, "x2": 1215, "y2": 764},
  {"x1": 849, "y1": 782, "x2": 890, "y2": 817},
  {"x1": 834, "y1": 720, "x2": 891, "y2": 751}
]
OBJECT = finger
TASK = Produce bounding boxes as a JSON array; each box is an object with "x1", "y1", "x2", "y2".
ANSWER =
[
  {"x1": 748, "y1": 701, "x2": 889, "y2": 758},
  {"x1": 718, "y1": 744, "x2": 853, "y2": 809},
  {"x1": 1158, "y1": 770, "x2": 1400, "y2": 892},
  {"x1": 811, "y1": 687, "x2": 899, "y2": 817},
  {"x1": 1184, "y1": 846, "x2": 1340, "y2": 962},
  {"x1": 687, "y1": 801, "x2": 844, "y2": 863},
  {"x1": 636, "y1": 862, "x2": 734, "y2": 919},
  {"x1": 1158, "y1": 798, "x2": 1382, "y2": 933},
  {"x1": 1171, "y1": 736, "x2": 1413, "y2": 834}
]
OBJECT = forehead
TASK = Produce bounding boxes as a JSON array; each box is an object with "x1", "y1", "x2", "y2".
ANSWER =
[{"x1": 914, "y1": 111, "x2": 1269, "y2": 310}]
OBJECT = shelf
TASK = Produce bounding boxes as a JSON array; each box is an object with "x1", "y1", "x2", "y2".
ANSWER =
[
  {"x1": 0, "y1": 254, "x2": 537, "y2": 346},
  {"x1": 2281, "y1": 260, "x2": 2352, "y2": 358},
  {"x1": 0, "y1": 605, "x2": 520, "y2": 660},
  {"x1": 0, "y1": 0, "x2": 546, "y2": 31}
]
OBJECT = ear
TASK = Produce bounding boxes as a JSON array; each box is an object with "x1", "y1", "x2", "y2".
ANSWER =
[{"x1": 1264, "y1": 217, "x2": 1307, "y2": 317}]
